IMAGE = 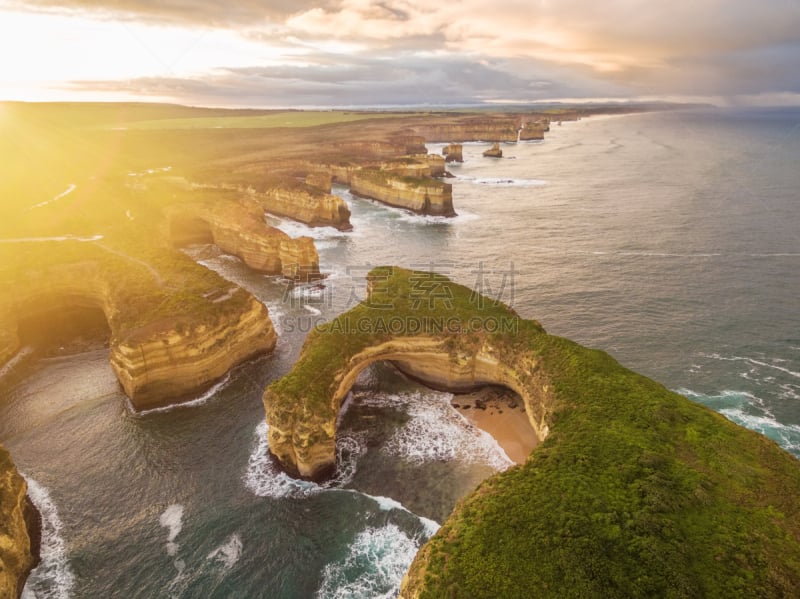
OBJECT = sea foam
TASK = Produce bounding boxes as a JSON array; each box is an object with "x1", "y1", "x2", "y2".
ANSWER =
[
  {"x1": 678, "y1": 387, "x2": 800, "y2": 456},
  {"x1": 207, "y1": 534, "x2": 243, "y2": 571},
  {"x1": 358, "y1": 391, "x2": 513, "y2": 471},
  {"x1": 159, "y1": 504, "x2": 185, "y2": 557},
  {"x1": 243, "y1": 422, "x2": 365, "y2": 499},
  {"x1": 20, "y1": 477, "x2": 75, "y2": 599},
  {"x1": 315, "y1": 524, "x2": 421, "y2": 599}
]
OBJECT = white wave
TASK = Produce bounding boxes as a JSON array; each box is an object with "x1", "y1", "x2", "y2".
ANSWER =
[
  {"x1": 457, "y1": 176, "x2": 547, "y2": 187},
  {"x1": 206, "y1": 534, "x2": 242, "y2": 571},
  {"x1": 678, "y1": 387, "x2": 800, "y2": 455},
  {"x1": 243, "y1": 422, "x2": 365, "y2": 499},
  {"x1": 316, "y1": 524, "x2": 421, "y2": 599},
  {"x1": 20, "y1": 477, "x2": 76, "y2": 599},
  {"x1": 395, "y1": 208, "x2": 480, "y2": 226},
  {"x1": 700, "y1": 353, "x2": 800, "y2": 380},
  {"x1": 359, "y1": 391, "x2": 512, "y2": 471},
  {"x1": 363, "y1": 494, "x2": 440, "y2": 537},
  {"x1": 719, "y1": 409, "x2": 800, "y2": 454},
  {"x1": 127, "y1": 372, "x2": 233, "y2": 417},
  {"x1": 30, "y1": 184, "x2": 77, "y2": 210},
  {"x1": 0, "y1": 345, "x2": 35, "y2": 379},
  {"x1": 0, "y1": 235, "x2": 103, "y2": 244},
  {"x1": 159, "y1": 504, "x2": 185, "y2": 557},
  {"x1": 265, "y1": 214, "x2": 353, "y2": 241}
]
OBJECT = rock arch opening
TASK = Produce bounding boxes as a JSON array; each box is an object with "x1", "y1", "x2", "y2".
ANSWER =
[
  {"x1": 12, "y1": 290, "x2": 112, "y2": 356},
  {"x1": 265, "y1": 333, "x2": 554, "y2": 480},
  {"x1": 168, "y1": 215, "x2": 215, "y2": 247}
]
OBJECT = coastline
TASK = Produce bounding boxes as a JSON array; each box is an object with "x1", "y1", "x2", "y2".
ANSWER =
[{"x1": 452, "y1": 387, "x2": 540, "y2": 464}]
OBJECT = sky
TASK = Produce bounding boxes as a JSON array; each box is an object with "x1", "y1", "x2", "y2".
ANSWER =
[{"x1": 2, "y1": 0, "x2": 800, "y2": 107}]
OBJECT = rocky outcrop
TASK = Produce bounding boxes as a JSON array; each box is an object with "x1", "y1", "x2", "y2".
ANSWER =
[
  {"x1": 410, "y1": 154, "x2": 446, "y2": 177},
  {"x1": 165, "y1": 200, "x2": 320, "y2": 280},
  {"x1": 249, "y1": 183, "x2": 352, "y2": 231},
  {"x1": 263, "y1": 267, "x2": 549, "y2": 479},
  {"x1": 264, "y1": 267, "x2": 800, "y2": 598},
  {"x1": 483, "y1": 142, "x2": 503, "y2": 158},
  {"x1": 110, "y1": 291, "x2": 275, "y2": 409},
  {"x1": 2, "y1": 243, "x2": 277, "y2": 411},
  {"x1": 304, "y1": 171, "x2": 332, "y2": 194},
  {"x1": 409, "y1": 117, "x2": 521, "y2": 142},
  {"x1": 350, "y1": 169, "x2": 455, "y2": 217},
  {"x1": 265, "y1": 334, "x2": 550, "y2": 479},
  {"x1": 442, "y1": 144, "x2": 463, "y2": 163},
  {"x1": 518, "y1": 114, "x2": 550, "y2": 140},
  {"x1": 0, "y1": 445, "x2": 40, "y2": 599}
]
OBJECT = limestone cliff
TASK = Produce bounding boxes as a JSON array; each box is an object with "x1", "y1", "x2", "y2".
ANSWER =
[
  {"x1": 350, "y1": 169, "x2": 455, "y2": 217},
  {"x1": 165, "y1": 200, "x2": 320, "y2": 280},
  {"x1": 2, "y1": 242, "x2": 277, "y2": 411},
  {"x1": 410, "y1": 154, "x2": 446, "y2": 177},
  {"x1": 410, "y1": 117, "x2": 521, "y2": 142},
  {"x1": 0, "y1": 445, "x2": 39, "y2": 599},
  {"x1": 264, "y1": 267, "x2": 800, "y2": 597},
  {"x1": 304, "y1": 171, "x2": 332, "y2": 194},
  {"x1": 249, "y1": 183, "x2": 352, "y2": 231},
  {"x1": 442, "y1": 144, "x2": 463, "y2": 163}
]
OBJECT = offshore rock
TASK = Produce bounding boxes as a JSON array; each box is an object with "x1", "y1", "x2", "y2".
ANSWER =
[
  {"x1": 483, "y1": 142, "x2": 503, "y2": 158},
  {"x1": 350, "y1": 169, "x2": 455, "y2": 217},
  {"x1": 442, "y1": 143, "x2": 463, "y2": 163}
]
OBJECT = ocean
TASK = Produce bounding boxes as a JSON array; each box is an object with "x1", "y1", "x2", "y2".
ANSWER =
[{"x1": 1, "y1": 107, "x2": 799, "y2": 598}]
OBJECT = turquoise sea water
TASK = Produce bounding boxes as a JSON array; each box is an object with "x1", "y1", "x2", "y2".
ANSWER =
[{"x1": 1, "y1": 107, "x2": 799, "y2": 598}]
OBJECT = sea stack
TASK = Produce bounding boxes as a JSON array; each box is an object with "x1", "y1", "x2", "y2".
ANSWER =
[
  {"x1": 483, "y1": 142, "x2": 503, "y2": 158},
  {"x1": 442, "y1": 143, "x2": 463, "y2": 163}
]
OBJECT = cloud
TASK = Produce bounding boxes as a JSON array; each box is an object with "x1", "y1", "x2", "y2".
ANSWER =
[
  {"x1": 6, "y1": 0, "x2": 800, "y2": 104},
  {"x1": 67, "y1": 52, "x2": 626, "y2": 107},
  {"x1": 5, "y1": 0, "x2": 327, "y2": 25}
]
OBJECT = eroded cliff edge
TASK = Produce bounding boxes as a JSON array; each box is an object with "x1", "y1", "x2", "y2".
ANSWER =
[
  {"x1": 263, "y1": 267, "x2": 800, "y2": 597},
  {"x1": 0, "y1": 445, "x2": 39, "y2": 599},
  {"x1": 1, "y1": 241, "x2": 276, "y2": 410}
]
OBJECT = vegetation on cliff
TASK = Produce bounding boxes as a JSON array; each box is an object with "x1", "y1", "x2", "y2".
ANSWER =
[{"x1": 265, "y1": 267, "x2": 800, "y2": 597}]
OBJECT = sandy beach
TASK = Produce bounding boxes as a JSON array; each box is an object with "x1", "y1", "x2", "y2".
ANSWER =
[{"x1": 452, "y1": 387, "x2": 540, "y2": 464}]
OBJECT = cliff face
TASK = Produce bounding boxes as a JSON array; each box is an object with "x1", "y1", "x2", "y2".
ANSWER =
[
  {"x1": 442, "y1": 144, "x2": 463, "y2": 163},
  {"x1": 3, "y1": 244, "x2": 277, "y2": 411},
  {"x1": 251, "y1": 184, "x2": 352, "y2": 231},
  {"x1": 111, "y1": 291, "x2": 275, "y2": 409},
  {"x1": 0, "y1": 445, "x2": 40, "y2": 599},
  {"x1": 263, "y1": 267, "x2": 800, "y2": 597},
  {"x1": 350, "y1": 170, "x2": 455, "y2": 217},
  {"x1": 410, "y1": 118, "x2": 521, "y2": 142},
  {"x1": 166, "y1": 200, "x2": 320, "y2": 280},
  {"x1": 410, "y1": 154, "x2": 446, "y2": 177}
]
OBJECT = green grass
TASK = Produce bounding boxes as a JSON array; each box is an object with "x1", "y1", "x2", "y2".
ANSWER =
[{"x1": 119, "y1": 111, "x2": 393, "y2": 130}]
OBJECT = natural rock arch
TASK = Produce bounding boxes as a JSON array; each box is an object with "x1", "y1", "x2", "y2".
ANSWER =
[
  {"x1": 263, "y1": 267, "x2": 553, "y2": 479},
  {"x1": 263, "y1": 267, "x2": 800, "y2": 598}
]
